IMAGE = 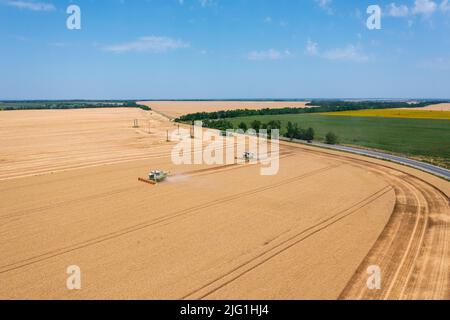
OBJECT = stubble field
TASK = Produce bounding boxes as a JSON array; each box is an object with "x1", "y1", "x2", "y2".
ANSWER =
[
  {"x1": 0, "y1": 106, "x2": 448, "y2": 300},
  {"x1": 138, "y1": 101, "x2": 311, "y2": 119}
]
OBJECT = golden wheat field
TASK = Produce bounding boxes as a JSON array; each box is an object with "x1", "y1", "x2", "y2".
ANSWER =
[
  {"x1": 138, "y1": 101, "x2": 312, "y2": 119},
  {"x1": 0, "y1": 106, "x2": 449, "y2": 300}
]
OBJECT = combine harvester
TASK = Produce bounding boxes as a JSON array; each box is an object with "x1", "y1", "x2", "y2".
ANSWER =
[
  {"x1": 236, "y1": 152, "x2": 256, "y2": 163},
  {"x1": 138, "y1": 170, "x2": 170, "y2": 185}
]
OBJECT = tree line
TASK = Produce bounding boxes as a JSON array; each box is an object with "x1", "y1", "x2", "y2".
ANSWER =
[
  {"x1": 200, "y1": 119, "x2": 339, "y2": 145},
  {"x1": 175, "y1": 100, "x2": 446, "y2": 122},
  {"x1": 305, "y1": 100, "x2": 443, "y2": 110},
  {"x1": 0, "y1": 101, "x2": 151, "y2": 111}
]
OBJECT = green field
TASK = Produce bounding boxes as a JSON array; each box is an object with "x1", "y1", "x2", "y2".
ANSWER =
[{"x1": 230, "y1": 114, "x2": 450, "y2": 168}]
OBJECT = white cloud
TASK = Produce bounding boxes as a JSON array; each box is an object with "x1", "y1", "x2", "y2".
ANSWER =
[
  {"x1": 247, "y1": 49, "x2": 291, "y2": 61},
  {"x1": 5, "y1": 0, "x2": 55, "y2": 11},
  {"x1": 440, "y1": 0, "x2": 450, "y2": 12},
  {"x1": 322, "y1": 45, "x2": 369, "y2": 62},
  {"x1": 412, "y1": 0, "x2": 437, "y2": 16},
  {"x1": 178, "y1": 0, "x2": 215, "y2": 7},
  {"x1": 315, "y1": 0, "x2": 333, "y2": 14},
  {"x1": 279, "y1": 20, "x2": 289, "y2": 27},
  {"x1": 305, "y1": 39, "x2": 319, "y2": 56},
  {"x1": 387, "y1": 3, "x2": 410, "y2": 17},
  {"x1": 199, "y1": 0, "x2": 215, "y2": 7},
  {"x1": 103, "y1": 36, "x2": 189, "y2": 54},
  {"x1": 305, "y1": 40, "x2": 369, "y2": 63},
  {"x1": 386, "y1": 1, "x2": 449, "y2": 18}
]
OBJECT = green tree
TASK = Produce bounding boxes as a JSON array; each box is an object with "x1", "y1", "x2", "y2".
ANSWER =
[
  {"x1": 267, "y1": 120, "x2": 282, "y2": 130},
  {"x1": 325, "y1": 132, "x2": 339, "y2": 145},
  {"x1": 286, "y1": 121, "x2": 301, "y2": 140},
  {"x1": 286, "y1": 121, "x2": 296, "y2": 140},
  {"x1": 238, "y1": 122, "x2": 248, "y2": 131},
  {"x1": 304, "y1": 127, "x2": 315, "y2": 142},
  {"x1": 251, "y1": 120, "x2": 262, "y2": 132},
  {"x1": 259, "y1": 123, "x2": 270, "y2": 137},
  {"x1": 293, "y1": 126, "x2": 306, "y2": 140}
]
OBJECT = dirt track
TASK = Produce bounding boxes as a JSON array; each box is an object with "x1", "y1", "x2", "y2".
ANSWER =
[{"x1": 0, "y1": 108, "x2": 448, "y2": 300}]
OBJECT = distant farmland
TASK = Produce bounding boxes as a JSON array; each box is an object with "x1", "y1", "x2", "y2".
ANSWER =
[
  {"x1": 0, "y1": 100, "x2": 150, "y2": 111},
  {"x1": 230, "y1": 114, "x2": 450, "y2": 168},
  {"x1": 321, "y1": 109, "x2": 450, "y2": 120}
]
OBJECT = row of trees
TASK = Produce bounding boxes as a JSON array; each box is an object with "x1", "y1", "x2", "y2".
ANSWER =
[
  {"x1": 285, "y1": 121, "x2": 315, "y2": 142},
  {"x1": 201, "y1": 119, "x2": 341, "y2": 145},
  {"x1": 175, "y1": 100, "x2": 447, "y2": 123},
  {"x1": 0, "y1": 101, "x2": 151, "y2": 111},
  {"x1": 176, "y1": 108, "x2": 310, "y2": 122},
  {"x1": 202, "y1": 119, "x2": 234, "y2": 131},
  {"x1": 305, "y1": 100, "x2": 442, "y2": 110},
  {"x1": 202, "y1": 119, "x2": 325, "y2": 143}
]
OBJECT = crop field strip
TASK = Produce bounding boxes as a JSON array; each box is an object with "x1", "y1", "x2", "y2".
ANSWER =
[
  {"x1": 182, "y1": 186, "x2": 394, "y2": 300},
  {"x1": 0, "y1": 160, "x2": 336, "y2": 275},
  {"x1": 1, "y1": 107, "x2": 448, "y2": 300},
  {"x1": 321, "y1": 109, "x2": 450, "y2": 120},
  {"x1": 0, "y1": 149, "x2": 294, "y2": 223},
  {"x1": 289, "y1": 143, "x2": 450, "y2": 300},
  {"x1": 2, "y1": 141, "x2": 448, "y2": 299}
]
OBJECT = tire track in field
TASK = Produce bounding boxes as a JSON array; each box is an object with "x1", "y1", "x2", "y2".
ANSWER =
[
  {"x1": 338, "y1": 173, "x2": 449, "y2": 299},
  {"x1": 300, "y1": 146, "x2": 450, "y2": 300},
  {"x1": 269, "y1": 142, "x2": 449, "y2": 299},
  {"x1": 0, "y1": 152, "x2": 294, "y2": 222},
  {"x1": 181, "y1": 186, "x2": 393, "y2": 300},
  {"x1": 0, "y1": 140, "x2": 249, "y2": 181},
  {"x1": 0, "y1": 164, "x2": 337, "y2": 275},
  {"x1": 383, "y1": 176, "x2": 428, "y2": 299},
  {"x1": 0, "y1": 186, "x2": 142, "y2": 221},
  {"x1": 0, "y1": 152, "x2": 174, "y2": 181},
  {"x1": 399, "y1": 178, "x2": 449, "y2": 300}
]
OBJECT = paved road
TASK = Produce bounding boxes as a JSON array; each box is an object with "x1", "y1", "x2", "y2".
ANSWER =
[{"x1": 281, "y1": 137, "x2": 450, "y2": 180}]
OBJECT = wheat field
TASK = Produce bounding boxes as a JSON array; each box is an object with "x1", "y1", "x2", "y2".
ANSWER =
[{"x1": 321, "y1": 109, "x2": 450, "y2": 120}]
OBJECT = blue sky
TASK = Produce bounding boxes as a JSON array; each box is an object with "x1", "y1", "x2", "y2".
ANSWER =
[{"x1": 1, "y1": 0, "x2": 449, "y2": 99}]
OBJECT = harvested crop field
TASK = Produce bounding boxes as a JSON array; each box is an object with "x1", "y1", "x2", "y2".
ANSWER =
[
  {"x1": 0, "y1": 108, "x2": 449, "y2": 300},
  {"x1": 403, "y1": 103, "x2": 450, "y2": 111},
  {"x1": 138, "y1": 101, "x2": 311, "y2": 119},
  {"x1": 321, "y1": 109, "x2": 450, "y2": 120},
  {"x1": 0, "y1": 108, "x2": 175, "y2": 180}
]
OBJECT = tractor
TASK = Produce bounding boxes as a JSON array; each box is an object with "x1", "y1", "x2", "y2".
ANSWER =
[
  {"x1": 149, "y1": 170, "x2": 169, "y2": 183},
  {"x1": 243, "y1": 152, "x2": 255, "y2": 162},
  {"x1": 139, "y1": 170, "x2": 170, "y2": 185}
]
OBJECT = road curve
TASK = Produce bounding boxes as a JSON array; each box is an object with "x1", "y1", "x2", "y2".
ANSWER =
[{"x1": 281, "y1": 138, "x2": 450, "y2": 180}]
